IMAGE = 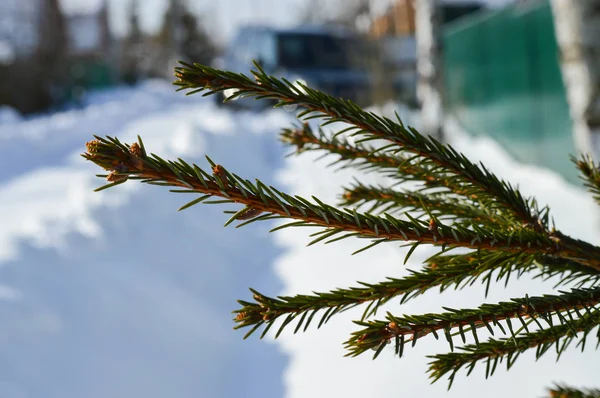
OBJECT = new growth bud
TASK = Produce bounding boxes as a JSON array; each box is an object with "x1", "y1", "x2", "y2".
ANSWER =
[
  {"x1": 212, "y1": 164, "x2": 229, "y2": 189},
  {"x1": 106, "y1": 171, "x2": 128, "y2": 183},
  {"x1": 129, "y1": 142, "x2": 143, "y2": 157},
  {"x1": 85, "y1": 139, "x2": 101, "y2": 154},
  {"x1": 429, "y1": 219, "x2": 438, "y2": 233}
]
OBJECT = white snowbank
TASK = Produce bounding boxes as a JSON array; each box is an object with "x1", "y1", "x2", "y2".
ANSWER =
[
  {"x1": 0, "y1": 106, "x2": 20, "y2": 124},
  {"x1": 0, "y1": 40, "x2": 15, "y2": 65},
  {"x1": 0, "y1": 83, "x2": 292, "y2": 398}
]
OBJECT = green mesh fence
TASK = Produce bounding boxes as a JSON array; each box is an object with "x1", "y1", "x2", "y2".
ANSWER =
[{"x1": 443, "y1": 1, "x2": 576, "y2": 182}]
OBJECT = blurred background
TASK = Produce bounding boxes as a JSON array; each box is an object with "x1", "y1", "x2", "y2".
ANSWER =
[
  {"x1": 1, "y1": 0, "x2": 484, "y2": 112},
  {"x1": 1, "y1": 0, "x2": 590, "y2": 180},
  {"x1": 2, "y1": 1, "x2": 600, "y2": 397}
]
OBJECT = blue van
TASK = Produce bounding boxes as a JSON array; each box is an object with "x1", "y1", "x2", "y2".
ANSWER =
[{"x1": 214, "y1": 25, "x2": 375, "y2": 108}]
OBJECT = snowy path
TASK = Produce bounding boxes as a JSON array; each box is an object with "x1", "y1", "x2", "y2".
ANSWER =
[{"x1": 1, "y1": 82, "x2": 600, "y2": 397}]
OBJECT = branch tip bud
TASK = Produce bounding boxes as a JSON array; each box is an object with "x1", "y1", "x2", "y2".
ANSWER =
[
  {"x1": 429, "y1": 219, "x2": 438, "y2": 233},
  {"x1": 107, "y1": 171, "x2": 128, "y2": 183},
  {"x1": 129, "y1": 142, "x2": 143, "y2": 157},
  {"x1": 212, "y1": 165, "x2": 229, "y2": 189},
  {"x1": 85, "y1": 139, "x2": 101, "y2": 154},
  {"x1": 235, "y1": 312, "x2": 247, "y2": 322}
]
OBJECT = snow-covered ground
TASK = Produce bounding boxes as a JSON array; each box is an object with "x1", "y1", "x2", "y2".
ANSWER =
[
  {"x1": 0, "y1": 81, "x2": 599, "y2": 397},
  {"x1": 0, "y1": 82, "x2": 290, "y2": 398}
]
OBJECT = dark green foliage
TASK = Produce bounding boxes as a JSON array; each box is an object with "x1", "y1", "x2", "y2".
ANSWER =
[
  {"x1": 83, "y1": 61, "x2": 600, "y2": 394},
  {"x1": 574, "y1": 155, "x2": 600, "y2": 207},
  {"x1": 548, "y1": 384, "x2": 600, "y2": 398}
]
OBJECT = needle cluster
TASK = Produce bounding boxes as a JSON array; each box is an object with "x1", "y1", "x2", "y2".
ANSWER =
[{"x1": 83, "y1": 61, "x2": 600, "y2": 393}]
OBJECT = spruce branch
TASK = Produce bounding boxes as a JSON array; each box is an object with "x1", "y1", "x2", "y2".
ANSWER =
[
  {"x1": 174, "y1": 62, "x2": 542, "y2": 228},
  {"x1": 83, "y1": 136, "x2": 578, "y2": 262},
  {"x1": 429, "y1": 250, "x2": 600, "y2": 290},
  {"x1": 281, "y1": 123, "x2": 433, "y2": 181},
  {"x1": 234, "y1": 251, "x2": 600, "y2": 339},
  {"x1": 283, "y1": 124, "x2": 531, "y2": 229},
  {"x1": 84, "y1": 135, "x2": 600, "y2": 346},
  {"x1": 547, "y1": 384, "x2": 600, "y2": 398},
  {"x1": 535, "y1": 256, "x2": 600, "y2": 289},
  {"x1": 81, "y1": 61, "x2": 600, "y2": 391},
  {"x1": 345, "y1": 287, "x2": 600, "y2": 358},
  {"x1": 173, "y1": 64, "x2": 600, "y2": 271},
  {"x1": 341, "y1": 182, "x2": 506, "y2": 226},
  {"x1": 427, "y1": 309, "x2": 600, "y2": 387},
  {"x1": 574, "y1": 154, "x2": 600, "y2": 206},
  {"x1": 281, "y1": 122, "x2": 477, "y2": 197},
  {"x1": 547, "y1": 231, "x2": 600, "y2": 273},
  {"x1": 233, "y1": 250, "x2": 536, "y2": 338}
]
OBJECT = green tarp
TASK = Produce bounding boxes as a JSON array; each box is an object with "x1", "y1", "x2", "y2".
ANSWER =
[{"x1": 443, "y1": 1, "x2": 576, "y2": 182}]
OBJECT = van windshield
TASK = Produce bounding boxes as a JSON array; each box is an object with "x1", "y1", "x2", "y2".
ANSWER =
[{"x1": 276, "y1": 33, "x2": 365, "y2": 70}]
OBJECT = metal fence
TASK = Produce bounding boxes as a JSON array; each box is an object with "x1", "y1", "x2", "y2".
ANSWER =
[{"x1": 442, "y1": 0, "x2": 576, "y2": 182}]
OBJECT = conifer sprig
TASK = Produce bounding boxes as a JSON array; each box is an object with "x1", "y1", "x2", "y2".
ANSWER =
[
  {"x1": 547, "y1": 384, "x2": 600, "y2": 398},
  {"x1": 280, "y1": 123, "x2": 426, "y2": 181},
  {"x1": 233, "y1": 250, "x2": 536, "y2": 337},
  {"x1": 231, "y1": 250, "x2": 598, "y2": 341},
  {"x1": 280, "y1": 124, "x2": 600, "y2": 273},
  {"x1": 83, "y1": 135, "x2": 575, "y2": 261},
  {"x1": 427, "y1": 309, "x2": 600, "y2": 387},
  {"x1": 280, "y1": 122, "x2": 478, "y2": 196},
  {"x1": 282, "y1": 123, "x2": 531, "y2": 231},
  {"x1": 341, "y1": 182, "x2": 504, "y2": 225},
  {"x1": 174, "y1": 62, "x2": 541, "y2": 227},
  {"x1": 574, "y1": 154, "x2": 600, "y2": 206},
  {"x1": 345, "y1": 287, "x2": 600, "y2": 357},
  {"x1": 535, "y1": 256, "x2": 600, "y2": 289},
  {"x1": 81, "y1": 61, "x2": 600, "y2": 392}
]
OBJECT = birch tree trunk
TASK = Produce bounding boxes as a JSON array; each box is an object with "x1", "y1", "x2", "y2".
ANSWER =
[
  {"x1": 550, "y1": 0, "x2": 600, "y2": 157},
  {"x1": 415, "y1": 0, "x2": 444, "y2": 141}
]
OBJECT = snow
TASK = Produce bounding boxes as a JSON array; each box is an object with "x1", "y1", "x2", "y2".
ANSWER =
[
  {"x1": 0, "y1": 82, "x2": 289, "y2": 398},
  {"x1": 1, "y1": 80, "x2": 599, "y2": 397},
  {"x1": 0, "y1": 106, "x2": 21, "y2": 124},
  {"x1": 0, "y1": 40, "x2": 15, "y2": 65},
  {"x1": 275, "y1": 112, "x2": 600, "y2": 398}
]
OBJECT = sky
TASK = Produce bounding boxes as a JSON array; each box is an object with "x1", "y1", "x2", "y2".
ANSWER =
[{"x1": 58, "y1": 0, "x2": 517, "y2": 44}]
